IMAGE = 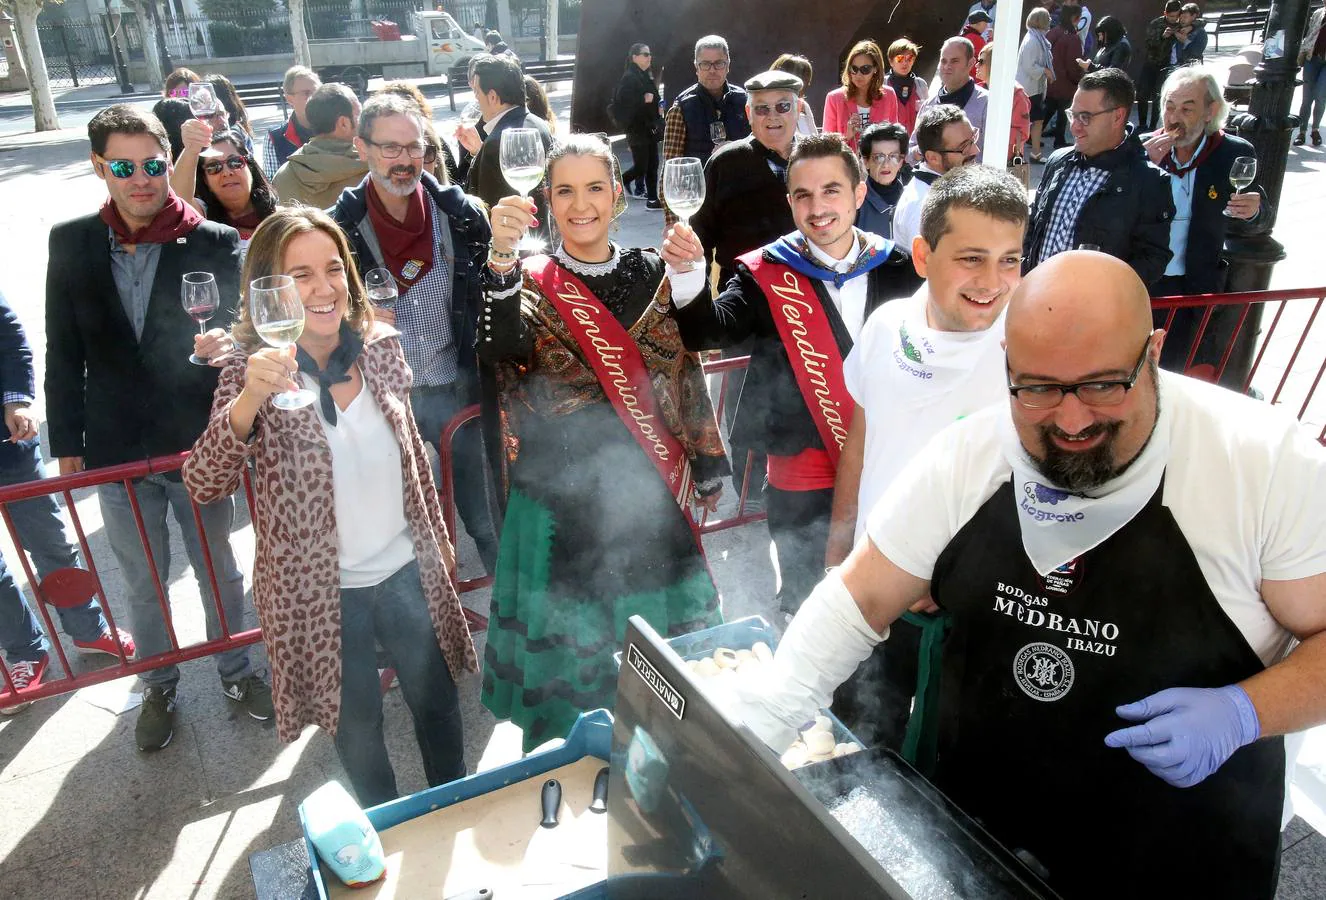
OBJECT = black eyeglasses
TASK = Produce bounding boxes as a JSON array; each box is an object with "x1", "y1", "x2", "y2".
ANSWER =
[
  {"x1": 364, "y1": 138, "x2": 435, "y2": 160},
  {"x1": 696, "y1": 59, "x2": 729, "y2": 71},
  {"x1": 102, "y1": 157, "x2": 168, "y2": 179},
  {"x1": 850, "y1": 63, "x2": 877, "y2": 75},
  {"x1": 203, "y1": 155, "x2": 247, "y2": 176},
  {"x1": 1008, "y1": 333, "x2": 1155, "y2": 410},
  {"x1": 752, "y1": 99, "x2": 795, "y2": 117}
]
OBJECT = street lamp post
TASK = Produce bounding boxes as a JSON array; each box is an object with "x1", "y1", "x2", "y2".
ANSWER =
[{"x1": 104, "y1": 0, "x2": 133, "y2": 94}]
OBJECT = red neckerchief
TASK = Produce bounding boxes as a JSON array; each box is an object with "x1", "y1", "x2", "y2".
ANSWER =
[
  {"x1": 1158, "y1": 129, "x2": 1225, "y2": 176},
  {"x1": 99, "y1": 190, "x2": 204, "y2": 245},
  {"x1": 365, "y1": 181, "x2": 434, "y2": 291}
]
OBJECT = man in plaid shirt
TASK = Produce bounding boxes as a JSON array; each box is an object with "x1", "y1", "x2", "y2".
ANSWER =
[{"x1": 661, "y1": 35, "x2": 751, "y2": 227}]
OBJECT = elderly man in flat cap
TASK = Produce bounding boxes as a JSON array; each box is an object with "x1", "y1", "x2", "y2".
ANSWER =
[{"x1": 665, "y1": 122, "x2": 921, "y2": 620}]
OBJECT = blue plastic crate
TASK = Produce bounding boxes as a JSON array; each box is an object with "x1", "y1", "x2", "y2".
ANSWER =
[{"x1": 300, "y1": 709, "x2": 613, "y2": 900}]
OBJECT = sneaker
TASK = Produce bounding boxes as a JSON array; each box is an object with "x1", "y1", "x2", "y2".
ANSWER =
[
  {"x1": 645, "y1": 199, "x2": 664, "y2": 210},
  {"x1": 628, "y1": 183, "x2": 648, "y2": 199},
  {"x1": 222, "y1": 673, "x2": 274, "y2": 721},
  {"x1": 1314, "y1": 130, "x2": 1323, "y2": 147},
  {"x1": 73, "y1": 627, "x2": 136, "y2": 659},
  {"x1": 0, "y1": 655, "x2": 49, "y2": 716},
  {"x1": 136, "y1": 685, "x2": 177, "y2": 750},
  {"x1": 1294, "y1": 132, "x2": 1307, "y2": 146}
]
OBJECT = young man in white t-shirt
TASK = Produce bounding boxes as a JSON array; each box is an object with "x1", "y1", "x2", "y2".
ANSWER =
[
  {"x1": 826, "y1": 164, "x2": 1028, "y2": 566},
  {"x1": 739, "y1": 250, "x2": 1326, "y2": 900}
]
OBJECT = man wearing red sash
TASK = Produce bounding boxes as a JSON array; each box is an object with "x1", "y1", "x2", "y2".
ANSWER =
[{"x1": 666, "y1": 132, "x2": 922, "y2": 620}]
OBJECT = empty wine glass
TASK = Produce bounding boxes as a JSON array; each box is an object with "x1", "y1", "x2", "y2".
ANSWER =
[
  {"x1": 663, "y1": 157, "x2": 706, "y2": 272},
  {"x1": 1224, "y1": 156, "x2": 1257, "y2": 218},
  {"x1": 363, "y1": 267, "x2": 398, "y2": 311},
  {"x1": 181, "y1": 272, "x2": 219, "y2": 366},
  {"x1": 188, "y1": 82, "x2": 225, "y2": 158},
  {"x1": 249, "y1": 275, "x2": 315, "y2": 410},
  {"x1": 499, "y1": 128, "x2": 547, "y2": 253}
]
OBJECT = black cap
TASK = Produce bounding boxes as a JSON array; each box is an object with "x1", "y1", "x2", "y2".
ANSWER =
[{"x1": 967, "y1": 10, "x2": 992, "y2": 23}]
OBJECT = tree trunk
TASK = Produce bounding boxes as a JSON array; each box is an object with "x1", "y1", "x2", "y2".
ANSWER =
[
  {"x1": 129, "y1": 0, "x2": 164, "y2": 92},
  {"x1": 13, "y1": 0, "x2": 60, "y2": 132},
  {"x1": 545, "y1": 0, "x2": 559, "y2": 59},
  {"x1": 288, "y1": 0, "x2": 311, "y2": 67}
]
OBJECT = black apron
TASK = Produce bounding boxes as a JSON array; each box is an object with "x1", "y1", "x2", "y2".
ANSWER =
[{"x1": 928, "y1": 479, "x2": 1284, "y2": 899}]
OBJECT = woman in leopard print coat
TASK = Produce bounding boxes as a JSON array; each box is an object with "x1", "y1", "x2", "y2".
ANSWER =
[{"x1": 184, "y1": 207, "x2": 478, "y2": 806}]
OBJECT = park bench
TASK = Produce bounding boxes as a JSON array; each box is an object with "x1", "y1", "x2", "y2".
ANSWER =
[{"x1": 1207, "y1": 8, "x2": 1268, "y2": 51}]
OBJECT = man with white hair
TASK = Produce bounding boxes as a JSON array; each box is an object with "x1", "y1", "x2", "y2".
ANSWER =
[
  {"x1": 661, "y1": 34, "x2": 752, "y2": 226},
  {"x1": 1141, "y1": 65, "x2": 1265, "y2": 369}
]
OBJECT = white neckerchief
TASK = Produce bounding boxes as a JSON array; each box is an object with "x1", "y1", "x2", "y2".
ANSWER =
[
  {"x1": 998, "y1": 375, "x2": 1171, "y2": 576},
  {"x1": 887, "y1": 284, "x2": 1006, "y2": 407},
  {"x1": 805, "y1": 234, "x2": 868, "y2": 339}
]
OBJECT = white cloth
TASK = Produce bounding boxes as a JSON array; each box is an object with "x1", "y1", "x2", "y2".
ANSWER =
[
  {"x1": 804, "y1": 234, "x2": 868, "y2": 339},
  {"x1": 997, "y1": 377, "x2": 1170, "y2": 576},
  {"x1": 795, "y1": 100, "x2": 817, "y2": 136},
  {"x1": 866, "y1": 370, "x2": 1326, "y2": 668},
  {"x1": 305, "y1": 371, "x2": 417, "y2": 589},
  {"x1": 891, "y1": 168, "x2": 936, "y2": 252},
  {"x1": 844, "y1": 285, "x2": 1008, "y2": 540}
]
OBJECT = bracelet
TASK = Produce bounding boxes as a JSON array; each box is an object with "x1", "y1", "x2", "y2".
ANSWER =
[
  {"x1": 489, "y1": 246, "x2": 517, "y2": 261},
  {"x1": 487, "y1": 254, "x2": 519, "y2": 275}
]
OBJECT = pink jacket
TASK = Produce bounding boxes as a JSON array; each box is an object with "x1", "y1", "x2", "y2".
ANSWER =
[
  {"x1": 822, "y1": 86, "x2": 901, "y2": 148},
  {"x1": 182, "y1": 324, "x2": 480, "y2": 742}
]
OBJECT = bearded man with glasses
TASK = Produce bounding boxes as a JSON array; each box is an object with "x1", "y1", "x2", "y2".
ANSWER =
[
  {"x1": 332, "y1": 93, "x2": 500, "y2": 576},
  {"x1": 735, "y1": 250, "x2": 1326, "y2": 900},
  {"x1": 1024, "y1": 67, "x2": 1174, "y2": 288},
  {"x1": 46, "y1": 104, "x2": 271, "y2": 751}
]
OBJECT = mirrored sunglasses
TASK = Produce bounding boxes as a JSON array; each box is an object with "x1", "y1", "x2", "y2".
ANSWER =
[
  {"x1": 103, "y1": 158, "x2": 168, "y2": 178},
  {"x1": 203, "y1": 155, "x2": 248, "y2": 176}
]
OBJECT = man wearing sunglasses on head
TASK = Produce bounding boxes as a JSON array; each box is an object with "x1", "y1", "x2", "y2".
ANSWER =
[
  {"x1": 331, "y1": 93, "x2": 500, "y2": 576},
  {"x1": 1024, "y1": 68, "x2": 1174, "y2": 288},
  {"x1": 46, "y1": 105, "x2": 270, "y2": 751},
  {"x1": 736, "y1": 250, "x2": 1326, "y2": 900}
]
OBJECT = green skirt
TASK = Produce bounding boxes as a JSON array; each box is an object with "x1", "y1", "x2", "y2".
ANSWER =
[{"x1": 482, "y1": 486, "x2": 721, "y2": 752}]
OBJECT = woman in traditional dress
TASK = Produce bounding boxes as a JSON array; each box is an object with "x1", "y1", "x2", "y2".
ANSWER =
[{"x1": 480, "y1": 134, "x2": 729, "y2": 751}]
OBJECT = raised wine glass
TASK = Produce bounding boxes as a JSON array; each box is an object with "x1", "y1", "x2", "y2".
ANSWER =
[
  {"x1": 249, "y1": 275, "x2": 315, "y2": 410},
  {"x1": 663, "y1": 157, "x2": 706, "y2": 272},
  {"x1": 499, "y1": 127, "x2": 547, "y2": 253},
  {"x1": 458, "y1": 101, "x2": 482, "y2": 130},
  {"x1": 1224, "y1": 156, "x2": 1257, "y2": 218},
  {"x1": 363, "y1": 267, "x2": 398, "y2": 311},
  {"x1": 181, "y1": 272, "x2": 220, "y2": 366},
  {"x1": 187, "y1": 82, "x2": 225, "y2": 159}
]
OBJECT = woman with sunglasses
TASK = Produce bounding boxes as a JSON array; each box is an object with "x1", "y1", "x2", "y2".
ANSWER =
[
  {"x1": 183, "y1": 206, "x2": 478, "y2": 806},
  {"x1": 616, "y1": 42, "x2": 664, "y2": 207},
  {"x1": 480, "y1": 134, "x2": 729, "y2": 752},
  {"x1": 182, "y1": 126, "x2": 278, "y2": 250},
  {"x1": 823, "y1": 40, "x2": 900, "y2": 150}
]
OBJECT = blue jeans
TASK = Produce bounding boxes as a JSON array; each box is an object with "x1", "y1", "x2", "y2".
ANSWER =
[
  {"x1": 1301, "y1": 58, "x2": 1326, "y2": 132},
  {"x1": 0, "y1": 441, "x2": 107, "y2": 663},
  {"x1": 334, "y1": 560, "x2": 464, "y2": 807},
  {"x1": 97, "y1": 475, "x2": 253, "y2": 687},
  {"x1": 411, "y1": 382, "x2": 498, "y2": 575}
]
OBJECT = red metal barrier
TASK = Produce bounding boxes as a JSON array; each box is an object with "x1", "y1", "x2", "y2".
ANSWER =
[
  {"x1": 1152, "y1": 286, "x2": 1326, "y2": 444},
  {"x1": 7, "y1": 288, "x2": 1319, "y2": 707}
]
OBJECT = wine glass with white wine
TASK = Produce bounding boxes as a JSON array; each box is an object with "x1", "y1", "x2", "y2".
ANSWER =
[
  {"x1": 663, "y1": 157, "x2": 705, "y2": 272},
  {"x1": 458, "y1": 101, "x2": 482, "y2": 131},
  {"x1": 499, "y1": 128, "x2": 547, "y2": 253},
  {"x1": 363, "y1": 267, "x2": 398, "y2": 312},
  {"x1": 249, "y1": 275, "x2": 315, "y2": 410},
  {"x1": 1223, "y1": 156, "x2": 1257, "y2": 218}
]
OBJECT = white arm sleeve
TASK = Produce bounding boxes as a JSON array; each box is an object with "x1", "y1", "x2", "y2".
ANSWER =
[{"x1": 667, "y1": 265, "x2": 707, "y2": 308}]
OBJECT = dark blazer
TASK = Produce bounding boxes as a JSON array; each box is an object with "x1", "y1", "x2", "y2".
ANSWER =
[
  {"x1": 674, "y1": 244, "x2": 923, "y2": 457},
  {"x1": 1025, "y1": 126, "x2": 1175, "y2": 287},
  {"x1": 458, "y1": 104, "x2": 554, "y2": 242},
  {"x1": 1138, "y1": 130, "x2": 1269, "y2": 295},
  {"x1": 45, "y1": 214, "x2": 242, "y2": 468},
  {"x1": 330, "y1": 172, "x2": 491, "y2": 375},
  {"x1": 615, "y1": 65, "x2": 663, "y2": 143},
  {"x1": 0, "y1": 288, "x2": 36, "y2": 461}
]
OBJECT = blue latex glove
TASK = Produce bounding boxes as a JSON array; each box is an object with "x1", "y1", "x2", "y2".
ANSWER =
[{"x1": 1103, "y1": 685, "x2": 1261, "y2": 788}]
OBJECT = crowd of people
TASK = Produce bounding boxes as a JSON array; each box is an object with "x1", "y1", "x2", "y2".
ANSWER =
[{"x1": 0, "y1": 7, "x2": 1323, "y2": 896}]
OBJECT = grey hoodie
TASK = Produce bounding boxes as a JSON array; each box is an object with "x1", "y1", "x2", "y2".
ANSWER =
[{"x1": 271, "y1": 136, "x2": 369, "y2": 209}]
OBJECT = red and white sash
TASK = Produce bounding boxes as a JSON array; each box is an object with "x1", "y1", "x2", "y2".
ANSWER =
[
  {"x1": 526, "y1": 256, "x2": 695, "y2": 516},
  {"x1": 739, "y1": 250, "x2": 853, "y2": 465}
]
